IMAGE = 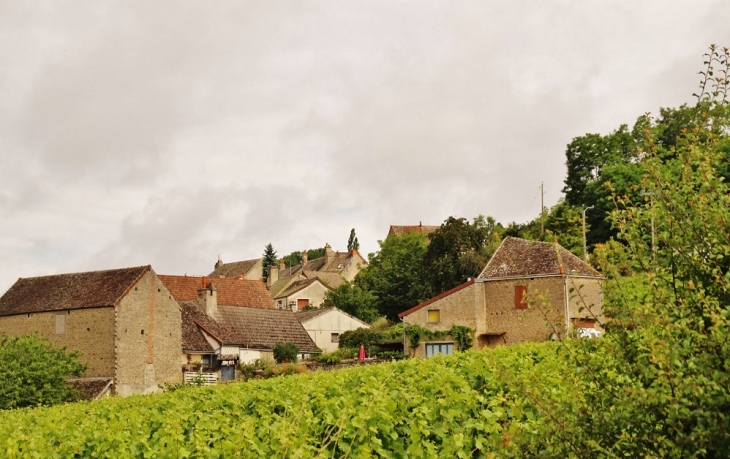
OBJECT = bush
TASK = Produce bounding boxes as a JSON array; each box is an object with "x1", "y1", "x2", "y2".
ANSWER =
[
  {"x1": 272, "y1": 343, "x2": 299, "y2": 364},
  {"x1": 338, "y1": 328, "x2": 382, "y2": 349},
  {"x1": 0, "y1": 333, "x2": 87, "y2": 410}
]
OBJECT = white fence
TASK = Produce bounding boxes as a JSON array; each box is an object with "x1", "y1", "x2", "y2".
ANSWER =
[{"x1": 183, "y1": 371, "x2": 218, "y2": 385}]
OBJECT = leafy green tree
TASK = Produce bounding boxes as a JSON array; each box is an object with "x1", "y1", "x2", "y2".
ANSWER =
[
  {"x1": 347, "y1": 228, "x2": 360, "y2": 252},
  {"x1": 281, "y1": 248, "x2": 326, "y2": 267},
  {"x1": 504, "y1": 200, "x2": 586, "y2": 257},
  {"x1": 539, "y1": 45, "x2": 730, "y2": 456},
  {"x1": 262, "y1": 243, "x2": 277, "y2": 281},
  {"x1": 338, "y1": 328, "x2": 383, "y2": 349},
  {"x1": 272, "y1": 343, "x2": 299, "y2": 364},
  {"x1": 424, "y1": 216, "x2": 503, "y2": 294},
  {"x1": 0, "y1": 334, "x2": 87, "y2": 410},
  {"x1": 356, "y1": 231, "x2": 432, "y2": 321},
  {"x1": 324, "y1": 283, "x2": 378, "y2": 323}
]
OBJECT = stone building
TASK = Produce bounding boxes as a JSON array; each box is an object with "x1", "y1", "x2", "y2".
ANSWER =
[
  {"x1": 159, "y1": 275, "x2": 318, "y2": 380},
  {"x1": 399, "y1": 237, "x2": 604, "y2": 358},
  {"x1": 0, "y1": 266, "x2": 182, "y2": 396},
  {"x1": 208, "y1": 258, "x2": 263, "y2": 280}
]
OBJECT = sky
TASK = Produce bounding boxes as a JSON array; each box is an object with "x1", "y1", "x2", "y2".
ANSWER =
[{"x1": 1, "y1": 1, "x2": 729, "y2": 291}]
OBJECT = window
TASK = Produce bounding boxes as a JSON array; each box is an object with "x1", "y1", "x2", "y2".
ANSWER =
[
  {"x1": 426, "y1": 343, "x2": 453, "y2": 357},
  {"x1": 427, "y1": 310, "x2": 440, "y2": 323},
  {"x1": 514, "y1": 285, "x2": 528, "y2": 309},
  {"x1": 55, "y1": 315, "x2": 65, "y2": 335},
  {"x1": 276, "y1": 300, "x2": 283, "y2": 310},
  {"x1": 331, "y1": 333, "x2": 340, "y2": 343}
]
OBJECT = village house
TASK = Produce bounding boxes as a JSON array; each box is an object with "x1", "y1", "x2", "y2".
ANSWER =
[
  {"x1": 399, "y1": 237, "x2": 604, "y2": 358},
  {"x1": 294, "y1": 307, "x2": 370, "y2": 352},
  {"x1": 387, "y1": 222, "x2": 439, "y2": 238},
  {"x1": 277, "y1": 243, "x2": 367, "y2": 286},
  {"x1": 265, "y1": 261, "x2": 332, "y2": 311},
  {"x1": 0, "y1": 266, "x2": 182, "y2": 396},
  {"x1": 209, "y1": 257, "x2": 263, "y2": 280},
  {"x1": 159, "y1": 275, "x2": 318, "y2": 382}
]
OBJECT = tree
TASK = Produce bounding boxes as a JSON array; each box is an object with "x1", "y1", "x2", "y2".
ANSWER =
[
  {"x1": 272, "y1": 343, "x2": 299, "y2": 364},
  {"x1": 423, "y1": 216, "x2": 503, "y2": 294},
  {"x1": 261, "y1": 243, "x2": 277, "y2": 282},
  {"x1": 324, "y1": 283, "x2": 379, "y2": 323},
  {"x1": 356, "y1": 231, "x2": 432, "y2": 321},
  {"x1": 347, "y1": 228, "x2": 360, "y2": 252},
  {"x1": 0, "y1": 334, "x2": 87, "y2": 410},
  {"x1": 537, "y1": 45, "x2": 730, "y2": 456},
  {"x1": 281, "y1": 247, "x2": 326, "y2": 268},
  {"x1": 504, "y1": 200, "x2": 586, "y2": 257}
]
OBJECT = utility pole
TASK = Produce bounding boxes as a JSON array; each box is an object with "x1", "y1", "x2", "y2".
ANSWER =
[
  {"x1": 540, "y1": 182, "x2": 545, "y2": 238},
  {"x1": 582, "y1": 205, "x2": 594, "y2": 263}
]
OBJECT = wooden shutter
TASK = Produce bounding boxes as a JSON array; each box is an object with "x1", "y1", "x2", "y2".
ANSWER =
[{"x1": 514, "y1": 285, "x2": 528, "y2": 309}]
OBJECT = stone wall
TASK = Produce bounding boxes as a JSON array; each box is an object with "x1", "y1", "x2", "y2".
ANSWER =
[
  {"x1": 566, "y1": 277, "x2": 604, "y2": 330},
  {"x1": 483, "y1": 277, "x2": 568, "y2": 346},
  {"x1": 0, "y1": 307, "x2": 116, "y2": 377},
  {"x1": 114, "y1": 270, "x2": 182, "y2": 396}
]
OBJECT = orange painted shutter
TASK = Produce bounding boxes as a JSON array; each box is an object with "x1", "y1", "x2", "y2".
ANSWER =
[{"x1": 514, "y1": 285, "x2": 528, "y2": 309}]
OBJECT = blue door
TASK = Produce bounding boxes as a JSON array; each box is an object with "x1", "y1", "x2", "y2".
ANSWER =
[{"x1": 221, "y1": 364, "x2": 235, "y2": 381}]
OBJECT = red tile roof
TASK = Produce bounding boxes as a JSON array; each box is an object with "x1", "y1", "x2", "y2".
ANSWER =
[
  {"x1": 159, "y1": 275, "x2": 274, "y2": 309},
  {"x1": 479, "y1": 237, "x2": 601, "y2": 279},
  {"x1": 0, "y1": 266, "x2": 150, "y2": 317}
]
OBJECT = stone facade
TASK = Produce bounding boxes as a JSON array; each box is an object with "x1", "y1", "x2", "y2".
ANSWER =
[
  {"x1": 0, "y1": 266, "x2": 183, "y2": 396},
  {"x1": 402, "y1": 276, "x2": 604, "y2": 358},
  {"x1": 114, "y1": 270, "x2": 182, "y2": 396},
  {"x1": 0, "y1": 306, "x2": 116, "y2": 377}
]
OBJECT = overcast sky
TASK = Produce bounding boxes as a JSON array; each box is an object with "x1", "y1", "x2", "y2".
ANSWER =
[{"x1": 1, "y1": 1, "x2": 729, "y2": 291}]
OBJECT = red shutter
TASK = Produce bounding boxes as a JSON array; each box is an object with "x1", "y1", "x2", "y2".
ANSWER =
[{"x1": 514, "y1": 285, "x2": 528, "y2": 309}]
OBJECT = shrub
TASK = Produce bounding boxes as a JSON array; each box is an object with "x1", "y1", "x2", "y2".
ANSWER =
[
  {"x1": 0, "y1": 333, "x2": 87, "y2": 410},
  {"x1": 272, "y1": 343, "x2": 299, "y2": 364},
  {"x1": 338, "y1": 328, "x2": 382, "y2": 349}
]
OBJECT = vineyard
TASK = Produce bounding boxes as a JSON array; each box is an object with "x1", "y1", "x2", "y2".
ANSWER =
[{"x1": 0, "y1": 342, "x2": 572, "y2": 458}]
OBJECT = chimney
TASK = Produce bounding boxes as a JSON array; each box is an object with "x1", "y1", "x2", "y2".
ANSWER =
[
  {"x1": 197, "y1": 279, "x2": 218, "y2": 318},
  {"x1": 324, "y1": 243, "x2": 334, "y2": 265},
  {"x1": 279, "y1": 258, "x2": 286, "y2": 272},
  {"x1": 301, "y1": 250, "x2": 308, "y2": 266},
  {"x1": 268, "y1": 263, "x2": 279, "y2": 287},
  {"x1": 214, "y1": 256, "x2": 223, "y2": 270}
]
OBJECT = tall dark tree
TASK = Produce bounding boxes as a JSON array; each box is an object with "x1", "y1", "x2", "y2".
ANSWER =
[
  {"x1": 261, "y1": 243, "x2": 277, "y2": 281},
  {"x1": 424, "y1": 216, "x2": 503, "y2": 294},
  {"x1": 355, "y1": 231, "x2": 431, "y2": 321},
  {"x1": 347, "y1": 228, "x2": 360, "y2": 251}
]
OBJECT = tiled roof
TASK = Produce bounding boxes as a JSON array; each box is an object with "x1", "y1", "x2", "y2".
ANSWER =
[
  {"x1": 180, "y1": 301, "x2": 227, "y2": 352},
  {"x1": 398, "y1": 280, "x2": 476, "y2": 318},
  {"x1": 389, "y1": 224, "x2": 439, "y2": 236},
  {"x1": 293, "y1": 307, "x2": 331, "y2": 323},
  {"x1": 208, "y1": 259, "x2": 261, "y2": 278},
  {"x1": 0, "y1": 266, "x2": 150, "y2": 317},
  {"x1": 217, "y1": 305, "x2": 319, "y2": 352},
  {"x1": 159, "y1": 275, "x2": 274, "y2": 309},
  {"x1": 269, "y1": 274, "x2": 301, "y2": 298},
  {"x1": 279, "y1": 252, "x2": 364, "y2": 282},
  {"x1": 275, "y1": 277, "x2": 330, "y2": 299},
  {"x1": 304, "y1": 271, "x2": 346, "y2": 289},
  {"x1": 478, "y1": 237, "x2": 601, "y2": 279},
  {"x1": 67, "y1": 378, "x2": 114, "y2": 400}
]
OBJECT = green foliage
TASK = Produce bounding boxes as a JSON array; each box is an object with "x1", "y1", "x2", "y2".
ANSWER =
[
  {"x1": 0, "y1": 334, "x2": 87, "y2": 410},
  {"x1": 347, "y1": 228, "x2": 360, "y2": 251},
  {"x1": 312, "y1": 351, "x2": 343, "y2": 365},
  {"x1": 272, "y1": 343, "x2": 299, "y2": 364},
  {"x1": 356, "y1": 231, "x2": 432, "y2": 321},
  {"x1": 261, "y1": 243, "x2": 278, "y2": 281},
  {"x1": 338, "y1": 328, "x2": 383, "y2": 349},
  {"x1": 404, "y1": 324, "x2": 475, "y2": 352},
  {"x1": 323, "y1": 283, "x2": 379, "y2": 323},
  {"x1": 505, "y1": 200, "x2": 589, "y2": 258},
  {"x1": 281, "y1": 248, "x2": 325, "y2": 268},
  {"x1": 449, "y1": 325, "x2": 474, "y2": 351},
  {"x1": 424, "y1": 215, "x2": 503, "y2": 294},
  {"x1": 0, "y1": 342, "x2": 573, "y2": 457},
  {"x1": 535, "y1": 45, "x2": 730, "y2": 456}
]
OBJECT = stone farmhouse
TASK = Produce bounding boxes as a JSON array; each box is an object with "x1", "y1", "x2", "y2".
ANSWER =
[
  {"x1": 294, "y1": 307, "x2": 370, "y2": 352},
  {"x1": 399, "y1": 237, "x2": 604, "y2": 358},
  {"x1": 270, "y1": 275, "x2": 332, "y2": 311},
  {"x1": 0, "y1": 266, "x2": 182, "y2": 396},
  {"x1": 159, "y1": 275, "x2": 318, "y2": 381},
  {"x1": 277, "y1": 243, "x2": 367, "y2": 287}
]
